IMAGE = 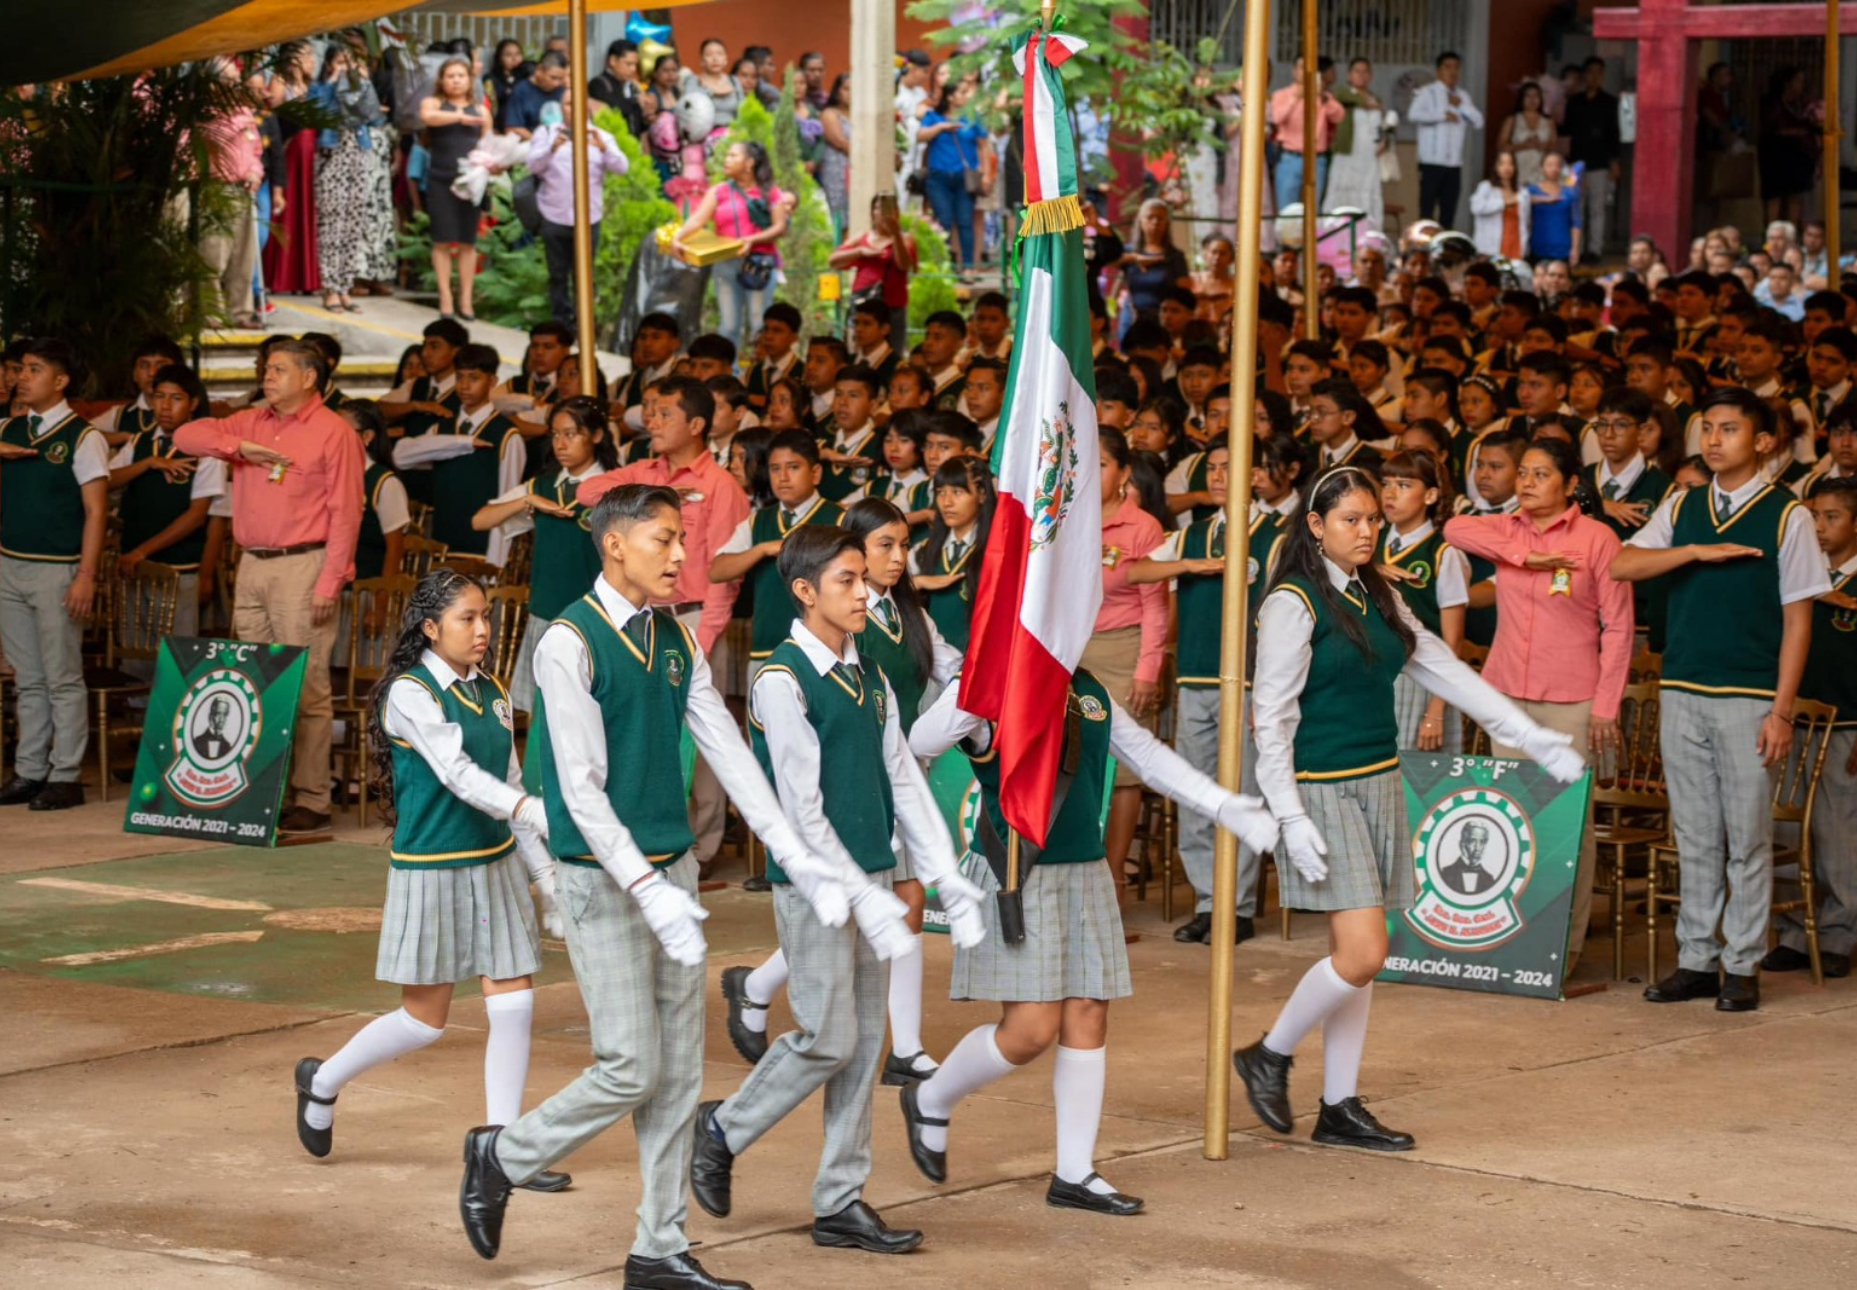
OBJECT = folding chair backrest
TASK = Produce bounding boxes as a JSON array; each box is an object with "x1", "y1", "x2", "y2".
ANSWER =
[
  {"x1": 501, "y1": 531, "x2": 534, "y2": 588},
  {"x1": 347, "y1": 575, "x2": 417, "y2": 702},
  {"x1": 1593, "y1": 679, "x2": 1665, "y2": 807},
  {"x1": 400, "y1": 534, "x2": 447, "y2": 580},
  {"x1": 115, "y1": 561, "x2": 182, "y2": 663},
  {"x1": 483, "y1": 585, "x2": 531, "y2": 693},
  {"x1": 1775, "y1": 699, "x2": 1839, "y2": 824}
]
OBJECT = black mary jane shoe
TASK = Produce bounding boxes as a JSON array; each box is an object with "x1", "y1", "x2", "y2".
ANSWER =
[
  {"x1": 516, "y1": 1169, "x2": 573, "y2": 1192},
  {"x1": 899, "y1": 1082, "x2": 948, "y2": 1183},
  {"x1": 1311, "y1": 1097, "x2": 1415, "y2": 1152},
  {"x1": 720, "y1": 966, "x2": 769, "y2": 1064},
  {"x1": 293, "y1": 1056, "x2": 335, "y2": 1158},
  {"x1": 1231, "y1": 1035, "x2": 1295, "y2": 1134},
  {"x1": 881, "y1": 1051, "x2": 937, "y2": 1086},
  {"x1": 1643, "y1": 967, "x2": 1720, "y2": 1003},
  {"x1": 811, "y1": 1199, "x2": 925, "y2": 1253},
  {"x1": 459, "y1": 1125, "x2": 513, "y2": 1260},
  {"x1": 688, "y1": 1101, "x2": 735, "y2": 1218},
  {"x1": 622, "y1": 1250, "x2": 753, "y2": 1290},
  {"x1": 1046, "y1": 1173, "x2": 1144, "y2": 1216}
]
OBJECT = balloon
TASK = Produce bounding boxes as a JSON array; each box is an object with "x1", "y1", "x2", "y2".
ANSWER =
[
  {"x1": 626, "y1": 13, "x2": 674, "y2": 44},
  {"x1": 638, "y1": 37, "x2": 675, "y2": 77}
]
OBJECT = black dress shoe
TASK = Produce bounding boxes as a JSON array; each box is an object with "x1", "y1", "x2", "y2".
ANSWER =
[
  {"x1": 1232, "y1": 1035, "x2": 1295, "y2": 1134},
  {"x1": 459, "y1": 1125, "x2": 512, "y2": 1260},
  {"x1": 742, "y1": 874, "x2": 773, "y2": 893},
  {"x1": 1716, "y1": 972, "x2": 1760, "y2": 1012},
  {"x1": 1824, "y1": 952, "x2": 1851, "y2": 979},
  {"x1": 0, "y1": 775, "x2": 47, "y2": 806},
  {"x1": 1046, "y1": 1173, "x2": 1144, "y2": 1216},
  {"x1": 28, "y1": 781, "x2": 83, "y2": 811},
  {"x1": 1760, "y1": 945, "x2": 1812, "y2": 973},
  {"x1": 1174, "y1": 913, "x2": 1212, "y2": 943},
  {"x1": 279, "y1": 805, "x2": 332, "y2": 834},
  {"x1": 293, "y1": 1056, "x2": 334, "y2": 1158},
  {"x1": 1313, "y1": 1097, "x2": 1415, "y2": 1151},
  {"x1": 689, "y1": 1101, "x2": 734, "y2": 1218},
  {"x1": 1643, "y1": 967, "x2": 1720, "y2": 1003},
  {"x1": 1233, "y1": 915, "x2": 1256, "y2": 945},
  {"x1": 516, "y1": 1169, "x2": 572, "y2": 1192},
  {"x1": 623, "y1": 1250, "x2": 752, "y2": 1290},
  {"x1": 881, "y1": 1051, "x2": 937, "y2": 1086},
  {"x1": 720, "y1": 966, "x2": 769, "y2": 1064},
  {"x1": 811, "y1": 1199, "x2": 925, "y2": 1253},
  {"x1": 899, "y1": 1082, "x2": 947, "y2": 1183}
]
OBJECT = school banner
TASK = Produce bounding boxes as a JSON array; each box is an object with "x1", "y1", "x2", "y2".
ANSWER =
[
  {"x1": 1378, "y1": 752, "x2": 1593, "y2": 1000},
  {"x1": 123, "y1": 638, "x2": 308, "y2": 848}
]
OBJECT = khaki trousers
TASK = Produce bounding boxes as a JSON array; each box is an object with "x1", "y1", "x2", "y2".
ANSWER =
[
  {"x1": 233, "y1": 549, "x2": 335, "y2": 813},
  {"x1": 199, "y1": 181, "x2": 257, "y2": 322},
  {"x1": 1493, "y1": 697, "x2": 1597, "y2": 962}
]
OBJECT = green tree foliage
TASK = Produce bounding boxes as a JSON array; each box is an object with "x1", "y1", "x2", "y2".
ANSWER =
[
  {"x1": 593, "y1": 107, "x2": 679, "y2": 328},
  {"x1": 903, "y1": 212, "x2": 958, "y2": 339}
]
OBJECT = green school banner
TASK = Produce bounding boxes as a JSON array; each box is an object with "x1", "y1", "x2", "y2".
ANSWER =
[
  {"x1": 123, "y1": 638, "x2": 308, "y2": 848},
  {"x1": 1378, "y1": 752, "x2": 1593, "y2": 1001}
]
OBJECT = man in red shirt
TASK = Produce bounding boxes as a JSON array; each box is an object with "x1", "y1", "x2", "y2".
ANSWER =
[{"x1": 175, "y1": 339, "x2": 365, "y2": 832}]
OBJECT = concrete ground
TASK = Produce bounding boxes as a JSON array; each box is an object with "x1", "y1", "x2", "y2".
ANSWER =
[{"x1": 3, "y1": 799, "x2": 1855, "y2": 1289}]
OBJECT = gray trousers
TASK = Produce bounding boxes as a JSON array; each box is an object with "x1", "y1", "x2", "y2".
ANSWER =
[
  {"x1": 495, "y1": 856, "x2": 705, "y2": 1259},
  {"x1": 1661, "y1": 693, "x2": 1777, "y2": 977},
  {"x1": 1579, "y1": 167, "x2": 1613, "y2": 259},
  {"x1": 677, "y1": 609, "x2": 725, "y2": 867},
  {"x1": 1775, "y1": 728, "x2": 1857, "y2": 957},
  {"x1": 714, "y1": 872, "x2": 890, "y2": 1217},
  {"x1": 0, "y1": 558, "x2": 87, "y2": 782},
  {"x1": 1175, "y1": 687, "x2": 1262, "y2": 917}
]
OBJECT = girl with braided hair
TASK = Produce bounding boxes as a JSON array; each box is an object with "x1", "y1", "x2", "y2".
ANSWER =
[{"x1": 292, "y1": 570, "x2": 569, "y2": 1193}]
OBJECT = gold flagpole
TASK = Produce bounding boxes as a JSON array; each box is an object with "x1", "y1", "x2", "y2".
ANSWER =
[
  {"x1": 567, "y1": 0, "x2": 598, "y2": 371},
  {"x1": 1300, "y1": 0, "x2": 1319, "y2": 339},
  {"x1": 1205, "y1": 0, "x2": 1271, "y2": 1160},
  {"x1": 1829, "y1": 0, "x2": 1843, "y2": 277}
]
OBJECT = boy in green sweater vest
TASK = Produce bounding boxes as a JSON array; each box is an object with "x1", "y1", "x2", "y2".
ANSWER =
[
  {"x1": 0, "y1": 339, "x2": 110, "y2": 811},
  {"x1": 392, "y1": 343, "x2": 526, "y2": 560},
  {"x1": 691, "y1": 525, "x2": 983, "y2": 1254},
  {"x1": 1612, "y1": 388, "x2": 1832, "y2": 1012}
]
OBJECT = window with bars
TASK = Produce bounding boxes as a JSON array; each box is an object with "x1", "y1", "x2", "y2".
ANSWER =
[{"x1": 1150, "y1": 0, "x2": 1470, "y2": 69}]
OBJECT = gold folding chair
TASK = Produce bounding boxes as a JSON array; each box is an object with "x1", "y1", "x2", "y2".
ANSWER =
[
  {"x1": 88, "y1": 561, "x2": 181, "y2": 800},
  {"x1": 483, "y1": 585, "x2": 531, "y2": 698},
  {"x1": 438, "y1": 553, "x2": 497, "y2": 584},
  {"x1": 332, "y1": 575, "x2": 416, "y2": 825},
  {"x1": 500, "y1": 531, "x2": 534, "y2": 589},
  {"x1": 1591, "y1": 681, "x2": 1667, "y2": 980},
  {"x1": 1457, "y1": 641, "x2": 1492, "y2": 755},
  {"x1": 1768, "y1": 700, "x2": 1840, "y2": 985},
  {"x1": 399, "y1": 534, "x2": 447, "y2": 580},
  {"x1": 1629, "y1": 646, "x2": 1663, "y2": 683}
]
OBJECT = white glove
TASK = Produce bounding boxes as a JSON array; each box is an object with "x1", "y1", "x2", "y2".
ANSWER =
[
  {"x1": 848, "y1": 882, "x2": 919, "y2": 962},
  {"x1": 1519, "y1": 726, "x2": 1586, "y2": 785},
  {"x1": 929, "y1": 868, "x2": 988, "y2": 949},
  {"x1": 1278, "y1": 815, "x2": 1329, "y2": 885},
  {"x1": 532, "y1": 867, "x2": 566, "y2": 940},
  {"x1": 630, "y1": 873, "x2": 709, "y2": 967},
  {"x1": 512, "y1": 794, "x2": 550, "y2": 842},
  {"x1": 1216, "y1": 794, "x2": 1280, "y2": 855},
  {"x1": 773, "y1": 849, "x2": 851, "y2": 928}
]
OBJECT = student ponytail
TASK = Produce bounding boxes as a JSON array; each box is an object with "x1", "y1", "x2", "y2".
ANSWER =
[
  {"x1": 1268, "y1": 466, "x2": 1416, "y2": 665},
  {"x1": 366, "y1": 568, "x2": 483, "y2": 825}
]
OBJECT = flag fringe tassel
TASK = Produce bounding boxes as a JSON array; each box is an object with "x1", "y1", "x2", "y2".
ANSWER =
[{"x1": 1018, "y1": 194, "x2": 1084, "y2": 237}]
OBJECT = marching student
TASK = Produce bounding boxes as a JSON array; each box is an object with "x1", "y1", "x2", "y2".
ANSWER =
[
  {"x1": 691, "y1": 525, "x2": 983, "y2": 1255},
  {"x1": 818, "y1": 364, "x2": 882, "y2": 503},
  {"x1": 744, "y1": 302, "x2": 803, "y2": 412},
  {"x1": 1127, "y1": 437, "x2": 1299, "y2": 945},
  {"x1": 109, "y1": 363, "x2": 227, "y2": 638},
  {"x1": 721, "y1": 499, "x2": 964, "y2": 1079},
  {"x1": 910, "y1": 455, "x2": 994, "y2": 651},
  {"x1": 901, "y1": 659, "x2": 1279, "y2": 1213},
  {"x1": 1377, "y1": 450, "x2": 1470, "y2": 752},
  {"x1": 454, "y1": 485, "x2": 849, "y2": 1290},
  {"x1": 1764, "y1": 477, "x2": 1857, "y2": 980},
  {"x1": 293, "y1": 570, "x2": 568, "y2": 1189},
  {"x1": 1232, "y1": 466, "x2": 1583, "y2": 1151},
  {"x1": 93, "y1": 334, "x2": 186, "y2": 442},
  {"x1": 339, "y1": 400, "x2": 410, "y2": 583},
  {"x1": 0, "y1": 339, "x2": 109, "y2": 811},
  {"x1": 393, "y1": 343, "x2": 527, "y2": 561},
  {"x1": 1611, "y1": 387, "x2": 1831, "y2": 1012}
]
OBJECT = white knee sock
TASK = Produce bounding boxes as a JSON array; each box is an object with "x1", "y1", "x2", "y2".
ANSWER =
[
  {"x1": 307, "y1": 1008, "x2": 443, "y2": 1130},
  {"x1": 915, "y1": 1022, "x2": 1017, "y2": 1153},
  {"x1": 741, "y1": 949, "x2": 787, "y2": 1035},
  {"x1": 1053, "y1": 1045, "x2": 1116, "y2": 1194},
  {"x1": 887, "y1": 937, "x2": 933, "y2": 1068},
  {"x1": 1263, "y1": 957, "x2": 1361, "y2": 1058},
  {"x1": 1320, "y1": 981, "x2": 1373, "y2": 1105},
  {"x1": 483, "y1": 989, "x2": 534, "y2": 1126}
]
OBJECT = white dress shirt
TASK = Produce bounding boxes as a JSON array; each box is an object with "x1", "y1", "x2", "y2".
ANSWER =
[
  {"x1": 1251, "y1": 555, "x2": 1547, "y2": 824},
  {"x1": 866, "y1": 589, "x2": 963, "y2": 686},
  {"x1": 1627, "y1": 475, "x2": 1832, "y2": 605},
  {"x1": 719, "y1": 491, "x2": 827, "y2": 556},
  {"x1": 1596, "y1": 452, "x2": 1647, "y2": 498},
  {"x1": 23, "y1": 401, "x2": 113, "y2": 486},
  {"x1": 1384, "y1": 520, "x2": 1471, "y2": 608},
  {"x1": 93, "y1": 391, "x2": 149, "y2": 436},
  {"x1": 751, "y1": 620, "x2": 956, "y2": 883},
  {"x1": 1407, "y1": 78, "x2": 1484, "y2": 168},
  {"x1": 383, "y1": 649, "x2": 549, "y2": 878},
  {"x1": 532, "y1": 575, "x2": 808, "y2": 888},
  {"x1": 392, "y1": 403, "x2": 527, "y2": 565}
]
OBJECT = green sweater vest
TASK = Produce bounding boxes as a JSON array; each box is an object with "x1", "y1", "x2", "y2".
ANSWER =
[
  {"x1": 970, "y1": 670, "x2": 1112, "y2": 864},
  {"x1": 354, "y1": 463, "x2": 396, "y2": 580},
  {"x1": 1802, "y1": 569, "x2": 1857, "y2": 728},
  {"x1": 1177, "y1": 451, "x2": 1219, "y2": 526},
  {"x1": 819, "y1": 426, "x2": 879, "y2": 503},
  {"x1": 855, "y1": 599, "x2": 929, "y2": 733},
  {"x1": 396, "y1": 379, "x2": 461, "y2": 507},
  {"x1": 0, "y1": 412, "x2": 96, "y2": 562},
  {"x1": 386, "y1": 666, "x2": 516, "y2": 869},
  {"x1": 922, "y1": 536, "x2": 979, "y2": 651},
  {"x1": 528, "y1": 474, "x2": 602, "y2": 621},
  {"x1": 1270, "y1": 574, "x2": 1407, "y2": 782},
  {"x1": 751, "y1": 641, "x2": 897, "y2": 881},
  {"x1": 1379, "y1": 527, "x2": 1448, "y2": 636},
  {"x1": 1661, "y1": 484, "x2": 1796, "y2": 699},
  {"x1": 747, "y1": 498, "x2": 845, "y2": 657},
  {"x1": 539, "y1": 598, "x2": 696, "y2": 866},
  {"x1": 432, "y1": 412, "x2": 521, "y2": 557},
  {"x1": 120, "y1": 430, "x2": 207, "y2": 570},
  {"x1": 1176, "y1": 511, "x2": 1286, "y2": 690}
]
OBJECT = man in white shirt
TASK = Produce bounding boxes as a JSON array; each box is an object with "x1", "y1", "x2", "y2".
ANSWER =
[{"x1": 1407, "y1": 51, "x2": 1483, "y2": 230}]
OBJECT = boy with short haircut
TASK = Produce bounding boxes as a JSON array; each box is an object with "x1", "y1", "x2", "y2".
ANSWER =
[
  {"x1": 299, "y1": 333, "x2": 349, "y2": 412},
  {"x1": 690, "y1": 525, "x2": 984, "y2": 1254},
  {"x1": 1810, "y1": 405, "x2": 1857, "y2": 486},
  {"x1": 1669, "y1": 270, "x2": 1719, "y2": 360},
  {"x1": 1763, "y1": 476, "x2": 1857, "y2": 979},
  {"x1": 683, "y1": 334, "x2": 738, "y2": 383},
  {"x1": 1475, "y1": 290, "x2": 1539, "y2": 380},
  {"x1": 921, "y1": 411, "x2": 982, "y2": 476},
  {"x1": 848, "y1": 302, "x2": 900, "y2": 387},
  {"x1": 1588, "y1": 387, "x2": 1676, "y2": 646},
  {"x1": 496, "y1": 320, "x2": 573, "y2": 409},
  {"x1": 745, "y1": 302, "x2": 804, "y2": 411},
  {"x1": 1283, "y1": 340, "x2": 1332, "y2": 430},
  {"x1": 614, "y1": 313, "x2": 683, "y2": 430},
  {"x1": 801, "y1": 337, "x2": 849, "y2": 434},
  {"x1": 1093, "y1": 368, "x2": 1140, "y2": 432},
  {"x1": 1463, "y1": 426, "x2": 1527, "y2": 648},
  {"x1": 1174, "y1": 346, "x2": 1222, "y2": 445},
  {"x1": 1509, "y1": 353, "x2": 1572, "y2": 436},
  {"x1": 1801, "y1": 326, "x2": 1854, "y2": 448},
  {"x1": 393, "y1": 343, "x2": 526, "y2": 560},
  {"x1": 918, "y1": 311, "x2": 968, "y2": 411},
  {"x1": 962, "y1": 357, "x2": 1006, "y2": 451},
  {"x1": 820, "y1": 365, "x2": 882, "y2": 502},
  {"x1": 1736, "y1": 315, "x2": 1815, "y2": 463},
  {"x1": 0, "y1": 339, "x2": 110, "y2": 811},
  {"x1": 1347, "y1": 339, "x2": 1403, "y2": 428},
  {"x1": 1611, "y1": 387, "x2": 1832, "y2": 1013},
  {"x1": 379, "y1": 318, "x2": 470, "y2": 505},
  {"x1": 886, "y1": 364, "x2": 932, "y2": 419},
  {"x1": 94, "y1": 334, "x2": 185, "y2": 441},
  {"x1": 1164, "y1": 383, "x2": 1232, "y2": 527}
]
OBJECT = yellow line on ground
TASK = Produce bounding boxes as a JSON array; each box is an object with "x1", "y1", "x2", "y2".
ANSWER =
[
  {"x1": 18, "y1": 878, "x2": 273, "y2": 912},
  {"x1": 44, "y1": 931, "x2": 264, "y2": 967}
]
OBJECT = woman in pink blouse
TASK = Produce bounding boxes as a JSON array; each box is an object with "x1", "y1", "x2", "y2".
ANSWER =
[
  {"x1": 1088, "y1": 428, "x2": 1171, "y2": 883},
  {"x1": 1444, "y1": 436, "x2": 1633, "y2": 970}
]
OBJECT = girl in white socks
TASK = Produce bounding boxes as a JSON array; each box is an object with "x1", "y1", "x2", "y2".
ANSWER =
[
  {"x1": 292, "y1": 570, "x2": 570, "y2": 1192},
  {"x1": 901, "y1": 671, "x2": 1277, "y2": 1213},
  {"x1": 1234, "y1": 467, "x2": 1583, "y2": 1149},
  {"x1": 721, "y1": 498, "x2": 965, "y2": 1085}
]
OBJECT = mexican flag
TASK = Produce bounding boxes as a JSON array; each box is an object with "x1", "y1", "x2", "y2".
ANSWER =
[{"x1": 957, "y1": 22, "x2": 1101, "y2": 848}]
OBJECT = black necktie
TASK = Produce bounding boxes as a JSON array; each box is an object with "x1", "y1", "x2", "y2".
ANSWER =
[{"x1": 1602, "y1": 479, "x2": 1621, "y2": 500}]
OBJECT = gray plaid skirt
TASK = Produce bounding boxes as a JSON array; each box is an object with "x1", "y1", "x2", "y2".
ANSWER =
[
  {"x1": 1393, "y1": 672, "x2": 1462, "y2": 754},
  {"x1": 1278, "y1": 769, "x2": 1414, "y2": 913},
  {"x1": 950, "y1": 857, "x2": 1132, "y2": 1003},
  {"x1": 376, "y1": 851, "x2": 543, "y2": 985}
]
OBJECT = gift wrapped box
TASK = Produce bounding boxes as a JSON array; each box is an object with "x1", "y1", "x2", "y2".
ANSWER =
[{"x1": 674, "y1": 229, "x2": 746, "y2": 267}]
